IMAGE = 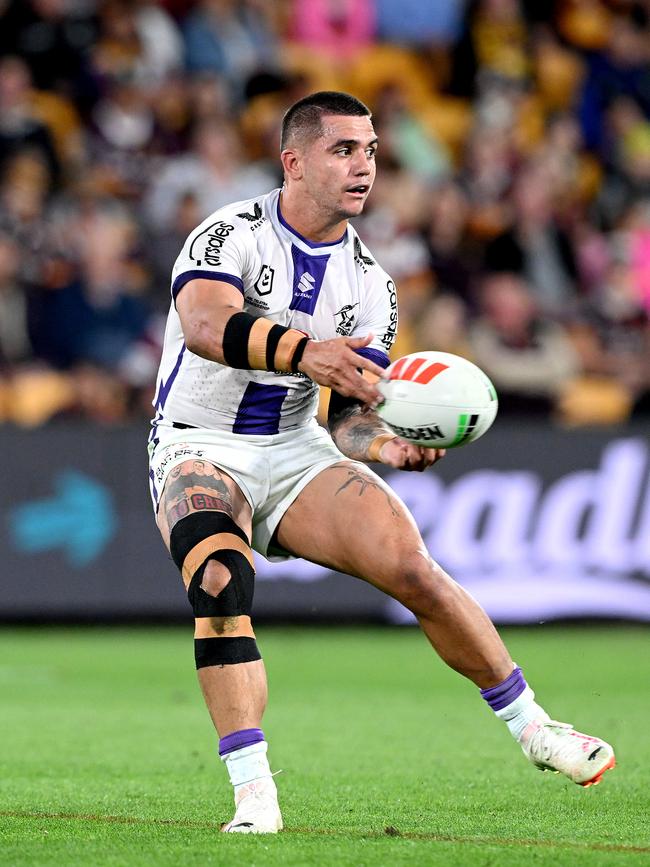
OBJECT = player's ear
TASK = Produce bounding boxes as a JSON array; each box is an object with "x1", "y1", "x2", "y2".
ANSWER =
[{"x1": 281, "y1": 148, "x2": 303, "y2": 181}]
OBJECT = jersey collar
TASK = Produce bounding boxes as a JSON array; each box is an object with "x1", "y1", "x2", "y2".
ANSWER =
[{"x1": 274, "y1": 190, "x2": 348, "y2": 255}]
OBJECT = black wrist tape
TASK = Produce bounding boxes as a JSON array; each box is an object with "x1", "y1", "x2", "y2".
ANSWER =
[
  {"x1": 222, "y1": 311, "x2": 310, "y2": 372},
  {"x1": 291, "y1": 336, "x2": 310, "y2": 372}
]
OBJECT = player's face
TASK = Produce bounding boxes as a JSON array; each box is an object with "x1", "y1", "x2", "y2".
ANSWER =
[{"x1": 302, "y1": 114, "x2": 378, "y2": 219}]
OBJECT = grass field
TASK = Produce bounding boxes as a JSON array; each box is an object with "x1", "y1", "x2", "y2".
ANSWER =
[{"x1": 0, "y1": 626, "x2": 648, "y2": 866}]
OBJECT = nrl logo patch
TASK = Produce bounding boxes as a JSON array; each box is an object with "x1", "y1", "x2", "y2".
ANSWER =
[
  {"x1": 254, "y1": 264, "x2": 274, "y2": 296},
  {"x1": 334, "y1": 302, "x2": 359, "y2": 335}
]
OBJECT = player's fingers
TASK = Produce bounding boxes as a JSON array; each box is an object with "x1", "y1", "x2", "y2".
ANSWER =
[
  {"x1": 352, "y1": 352, "x2": 388, "y2": 381},
  {"x1": 412, "y1": 449, "x2": 441, "y2": 470},
  {"x1": 343, "y1": 370, "x2": 383, "y2": 407},
  {"x1": 331, "y1": 368, "x2": 376, "y2": 403},
  {"x1": 345, "y1": 333, "x2": 373, "y2": 349}
]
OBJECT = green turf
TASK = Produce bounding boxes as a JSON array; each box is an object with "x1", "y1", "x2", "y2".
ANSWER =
[{"x1": 0, "y1": 626, "x2": 648, "y2": 866}]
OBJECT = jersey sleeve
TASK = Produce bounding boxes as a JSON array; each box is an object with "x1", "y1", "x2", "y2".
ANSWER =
[
  {"x1": 170, "y1": 213, "x2": 254, "y2": 306},
  {"x1": 351, "y1": 263, "x2": 398, "y2": 370}
]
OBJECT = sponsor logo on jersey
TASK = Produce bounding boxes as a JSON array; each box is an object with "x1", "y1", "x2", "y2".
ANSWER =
[
  {"x1": 380, "y1": 279, "x2": 398, "y2": 350},
  {"x1": 244, "y1": 295, "x2": 269, "y2": 310},
  {"x1": 189, "y1": 221, "x2": 235, "y2": 267},
  {"x1": 236, "y1": 202, "x2": 265, "y2": 231},
  {"x1": 390, "y1": 423, "x2": 445, "y2": 440},
  {"x1": 297, "y1": 271, "x2": 316, "y2": 298},
  {"x1": 290, "y1": 245, "x2": 330, "y2": 314},
  {"x1": 354, "y1": 236, "x2": 375, "y2": 272},
  {"x1": 334, "y1": 302, "x2": 359, "y2": 335},
  {"x1": 254, "y1": 264, "x2": 275, "y2": 296}
]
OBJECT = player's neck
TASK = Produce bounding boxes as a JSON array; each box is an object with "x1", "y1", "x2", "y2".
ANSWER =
[{"x1": 278, "y1": 189, "x2": 348, "y2": 245}]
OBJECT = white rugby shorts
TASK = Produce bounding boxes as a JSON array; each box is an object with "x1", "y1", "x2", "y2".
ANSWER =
[{"x1": 148, "y1": 419, "x2": 348, "y2": 560}]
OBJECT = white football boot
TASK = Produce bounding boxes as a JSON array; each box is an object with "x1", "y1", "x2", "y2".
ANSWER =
[
  {"x1": 520, "y1": 720, "x2": 616, "y2": 787},
  {"x1": 221, "y1": 776, "x2": 283, "y2": 834}
]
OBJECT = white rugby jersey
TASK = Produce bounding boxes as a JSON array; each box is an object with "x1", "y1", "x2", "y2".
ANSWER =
[{"x1": 150, "y1": 188, "x2": 397, "y2": 440}]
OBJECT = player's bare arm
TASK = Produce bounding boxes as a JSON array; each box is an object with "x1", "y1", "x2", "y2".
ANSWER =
[
  {"x1": 328, "y1": 399, "x2": 445, "y2": 470},
  {"x1": 177, "y1": 278, "x2": 386, "y2": 406}
]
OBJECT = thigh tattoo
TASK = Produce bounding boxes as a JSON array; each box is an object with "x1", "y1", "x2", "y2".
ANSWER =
[
  {"x1": 163, "y1": 461, "x2": 234, "y2": 531},
  {"x1": 334, "y1": 466, "x2": 399, "y2": 517}
]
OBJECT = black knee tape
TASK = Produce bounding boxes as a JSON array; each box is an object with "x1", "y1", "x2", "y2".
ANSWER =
[
  {"x1": 169, "y1": 511, "x2": 248, "y2": 569},
  {"x1": 194, "y1": 636, "x2": 262, "y2": 669},
  {"x1": 188, "y1": 551, "x2": 255, "y2": 617},
  {"x1": 169, "y1": 511, "x2": 255, "y2": 619}
]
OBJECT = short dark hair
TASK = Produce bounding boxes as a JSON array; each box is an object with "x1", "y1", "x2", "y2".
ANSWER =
[{"x1": 280, "y1": 91, "x2": 371, "y2": 150}]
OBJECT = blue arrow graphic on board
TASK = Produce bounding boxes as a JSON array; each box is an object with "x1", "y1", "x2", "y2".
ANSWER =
[{"x1": 8, "y1": 470, "x2": 118, "y2": 567}]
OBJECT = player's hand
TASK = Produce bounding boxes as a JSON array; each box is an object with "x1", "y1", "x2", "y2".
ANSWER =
[
  {"x1": 379, "y1": 438, "x2": 445, "y2": 472},
  {"x1": 298, "y1": 334, "x2": 386, "y2": 407}
]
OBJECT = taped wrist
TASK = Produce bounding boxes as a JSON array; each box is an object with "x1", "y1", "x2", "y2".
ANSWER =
[
  {"x1": 367, "y1": 433, "x2": 397, "y2": 462},
  {"x1": 222, "y1": 311, "x2": 310, "y2": 372}
]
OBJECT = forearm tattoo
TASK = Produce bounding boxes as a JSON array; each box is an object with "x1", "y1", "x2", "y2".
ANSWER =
[
  {"x1": 163, "y1": 460, "x2": 233, "y2": 531},
  {"x1": 329, "y1": 404, "x2": 392, "y2": 462}
]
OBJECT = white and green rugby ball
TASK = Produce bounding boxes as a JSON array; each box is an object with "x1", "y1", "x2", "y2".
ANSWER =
[{"x1": 377, "y1": 351, "x2": 498, "y2": 448}]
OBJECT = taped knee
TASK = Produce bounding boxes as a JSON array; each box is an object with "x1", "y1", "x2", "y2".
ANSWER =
[{"x1": 169, "y1": 511, "x2": 255, "y2": 618}]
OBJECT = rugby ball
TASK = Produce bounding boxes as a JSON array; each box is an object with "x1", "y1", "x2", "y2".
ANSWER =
[{"x1": 377, "y1": 351, "x2": 498, "y2": 448}]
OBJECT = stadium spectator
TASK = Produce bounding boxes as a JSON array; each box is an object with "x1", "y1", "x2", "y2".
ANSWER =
[
  {"x1": 0, "y1": 56, "x2": 60, "y2": 186},
  {"x1": 0, "y1": 0, "x2": 97, "y2": 97},
  {"x1": 578, "y1": 12, "x2": 650, "y2": 153},
  {"x1": 483, "y1": 163, "x2": 579, "y2": 313},
  {"x1": 289, "y1": 0, "x2": 376, "y2": 61},
  {"x1": 28, "y1": 204, "x2": 153, "y2": 374},
  {"x1": 182, "y1": 0, "x2": 279, "y2": 102},
  {"x1": 468, "y1": 272, "x2": 580, "y2": 416},
  {"x1": 143, "y1": 119, "x2": 277, "y2": 235},
  {"x1": 425, "y1": 179, "x2": 477, "y2": 303},
  {"x1": 0, "y1": 230, "x2": 31, "y2": 367},
  {"x1": 376, "y1": 0, "x2": 466, "y2": 46}
]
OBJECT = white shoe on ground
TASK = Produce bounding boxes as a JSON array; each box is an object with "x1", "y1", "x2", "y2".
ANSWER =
[
  {"x1": 520, "y1": 720, "x2": 616, "y2": 787},
  {"x1": 221, "y1": 777, "x2": 283, "y2": 833}
]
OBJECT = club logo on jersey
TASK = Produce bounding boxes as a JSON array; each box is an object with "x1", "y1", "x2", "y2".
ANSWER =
[
  {"x1": 354, "y1": 237, "x2": 375, "y2": 272},
  {"x1": 189, "y1": 221, "x2": 234, "y2": 267},
  {"x1": 236, "y1": 202, "x2": 265, "y2": 231},
  {"x1": 334, "y1": 302, "x2": 359, "y2": 335},
  {"x1": 254, "y1": 264, "x2": 274, "y2": 296},
  {"x1": 380, "y1": 279, "x2": 398, "y2": 350}
]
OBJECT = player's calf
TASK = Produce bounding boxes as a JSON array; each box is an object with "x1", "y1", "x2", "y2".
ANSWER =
[{"x1": 169, "y1": 508, "x2": 283, "y2": 830}]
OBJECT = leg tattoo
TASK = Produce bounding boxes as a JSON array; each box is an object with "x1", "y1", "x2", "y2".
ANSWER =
[
  {"x1": 164, "y1": 461, "x2": 234, "y2": 531},
  {"x1": 334, "y1": 468, "x2": 399, "y2": 517}
]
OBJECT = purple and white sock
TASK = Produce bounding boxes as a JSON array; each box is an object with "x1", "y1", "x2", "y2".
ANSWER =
[
  {"x1": 219, "y1": 727, "x2": 265, "y2": 757},
  {"x1": 481, "y1": 666, "x2": 549, "y2": 741},
  {"x1": 219, "y1": 728, "x2": 274, "y2": 789}
]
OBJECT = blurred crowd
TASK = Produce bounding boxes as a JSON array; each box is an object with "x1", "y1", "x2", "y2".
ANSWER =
[{"x1": 0, "y1": 0, "x2": 649, "y2": 427}]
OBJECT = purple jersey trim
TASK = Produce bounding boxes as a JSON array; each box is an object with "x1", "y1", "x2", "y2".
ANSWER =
[
  {"x1": 277, "y1": 199, "x2": 345, "y2": 249},
  {"x1": 149, "y1": 468, "x2": 158, "y2": 506},
  {"x1": 171, "y1": 270, "x2": 244, "y2": 303},
  {"x1": 355, "y1": 347, "x2": 390, "y2": 369},
  {"x1": 153, "y1": 343, "x2": 186, "y2": 411},
  {"x1": 233, "y1": 382, "x2": 289, "y2": 434}
]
